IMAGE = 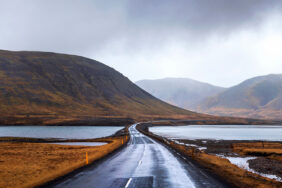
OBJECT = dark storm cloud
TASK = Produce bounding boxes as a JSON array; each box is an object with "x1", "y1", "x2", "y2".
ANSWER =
[
  {"x1": 0, "y1": 0, "x2": 281, "y2": 55},
  {"x1": 127, "y1": 0, "x2": 281, "y2": 32},
  {"x1": 124, "y1": 0, "x2": 282, "y2": 44}
]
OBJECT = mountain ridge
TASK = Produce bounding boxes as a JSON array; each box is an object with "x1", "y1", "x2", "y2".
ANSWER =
[
  {"x1": 0, "y1": 50, "x2": 204, "y2": 124},
  {"x1": 196, "y1": 74, "x2": 282, "y2": 120},
  {"x1": 136, "y1": 75, "x2": 282, "y2": 120}
]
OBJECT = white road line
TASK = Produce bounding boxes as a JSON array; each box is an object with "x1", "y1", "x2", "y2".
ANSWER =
[
  {"x1": 138, "y1": 160, "x2": 142, "y2": 166},
  {"x1": 125, "y1": 178, "x2": 132, "y2": 188}
]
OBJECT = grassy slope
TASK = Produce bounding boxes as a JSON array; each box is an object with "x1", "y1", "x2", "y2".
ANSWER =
[
  {"x1": 0, "y1": 50, "x2": 209, "y2": 124},
  {"x1": 197, "y1": 74, "x2": 282, "y2": 120}
]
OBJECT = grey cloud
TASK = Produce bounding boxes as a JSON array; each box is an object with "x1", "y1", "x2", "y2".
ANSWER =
[
  {"x1": 0, "y1": 0, "x2": 128, "y2": 55},
  {"x1": 125, "y1": 0, "x2": 282, "y2": 39},
  {"x1": 0, "y1": 0, "x2": 281, "y2": 55}
]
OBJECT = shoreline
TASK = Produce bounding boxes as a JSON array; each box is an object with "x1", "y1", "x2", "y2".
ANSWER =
[
  {"x1": 137, "y1": 123, "x2": 282, "y2": 187},
  {"x1": 175, "y1": 139, "x2": 282, "y2": 181}
]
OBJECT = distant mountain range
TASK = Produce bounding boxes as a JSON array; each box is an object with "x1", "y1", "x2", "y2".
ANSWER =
[
  {"x1": 136, "y1": 75, "x2": 282, "y2": 120},
  {"x1": 197, "y1": 74, "x2": 282, "y2": 120},
  {"x1": 136, "y1": 78, "x2": 225, "y2": 109},
  {"x1": 0, "y1": 50, "x2": 204, "y2": 124}
]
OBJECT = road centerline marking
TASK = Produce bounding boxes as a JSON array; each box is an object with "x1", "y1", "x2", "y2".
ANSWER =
[{"x1": 125, "y1": 178, "x2": 132, "y2": 188}]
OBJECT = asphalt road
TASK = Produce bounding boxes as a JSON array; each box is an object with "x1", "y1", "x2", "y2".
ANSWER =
[{"x1": 50, "y1": 124, "x2": 230, "y2": 188}]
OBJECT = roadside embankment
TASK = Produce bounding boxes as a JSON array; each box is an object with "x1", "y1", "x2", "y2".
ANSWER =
[
  {"x1": 0, "y1": 126, "x2": 130, "y2": 188},
  {"x1": 137, "y1": 123, "x2": 282, "y2": 188}
]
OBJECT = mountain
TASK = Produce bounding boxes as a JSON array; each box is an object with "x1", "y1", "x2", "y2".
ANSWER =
[
  {"x1": 136, "y1": 78, "x2": 225, "y2": 110},
  {"x1": 0, "y1": 50, "x2": 278, "y2": 125},
  {"x1": 0, "y1": 50, "x2": 208, "y2": 125},
  {"x1": 197, "y1": 74, "x2": 282, "y2": 120}
]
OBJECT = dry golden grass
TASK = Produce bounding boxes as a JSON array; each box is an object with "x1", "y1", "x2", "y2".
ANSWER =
[
  {"x1": 233, "y1": 143, "x2": 282, "y2": 155},
  {"x1": 232, "y1": 142, "x2": 282, "y2": 162},
  {"x1": 233, "y1": 142, "x2": 282, "y2": 149},
  {"x1": 238, "y1": 148, "x2": 282, "y2": 156},
  {"x1": 0, "y1": 136, "x2": 128, "y2": 188}
]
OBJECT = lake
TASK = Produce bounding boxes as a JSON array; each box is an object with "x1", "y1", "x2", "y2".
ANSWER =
[
  {"x1": 0, "y1": 126, "x2": 123, "y2": 139},
  {"x1": 150, "y1": 125, "x2": 282, "y2": 141}
]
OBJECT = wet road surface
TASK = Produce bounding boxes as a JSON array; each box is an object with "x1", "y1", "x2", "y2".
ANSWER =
[{"x1": 51, "y1": 124, "x2": 229, "y2": 188}]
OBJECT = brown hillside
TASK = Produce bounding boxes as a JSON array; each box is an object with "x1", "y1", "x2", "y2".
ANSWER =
[
  {"x1": 0, "y1": 50, "x2": 207, "y2": 124},
  {"x1": 197, "y1": 74, "x2": 282, "y2": 120}
]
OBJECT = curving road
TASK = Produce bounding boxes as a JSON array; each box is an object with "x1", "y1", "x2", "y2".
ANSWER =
[{"x1": 50, "y1": 124, "x2": 230, "y2": 188}]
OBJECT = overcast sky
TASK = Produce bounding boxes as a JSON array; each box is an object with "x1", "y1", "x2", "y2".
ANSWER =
[{"x1": 1, "y1": 0, "x2": 282, "y2": 87}]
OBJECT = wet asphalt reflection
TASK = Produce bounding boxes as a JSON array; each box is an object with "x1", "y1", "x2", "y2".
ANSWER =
[{"x1": 51, "y1": 124, "x2": 229, "y2": 188}]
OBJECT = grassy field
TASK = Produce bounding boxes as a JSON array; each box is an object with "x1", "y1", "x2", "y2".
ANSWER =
[
  {"x1": 233, "y1": 142, "x2": 282, "y2": 156},
  {"x1": 0, "y1": 136, "x2": 128, "y2": 188}
]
